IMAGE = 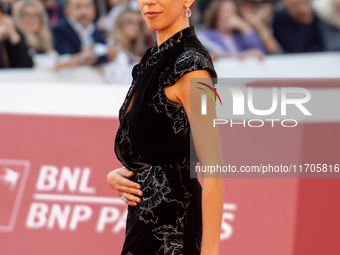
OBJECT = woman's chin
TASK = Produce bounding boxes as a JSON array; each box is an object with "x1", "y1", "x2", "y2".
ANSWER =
[{"x1": 145, "y1": 23, "x2": 162, "y2": 32}]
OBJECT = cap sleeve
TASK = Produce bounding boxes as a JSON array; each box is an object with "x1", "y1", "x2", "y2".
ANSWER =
[{"x1": 162, "y1": 49, "x2": 217, "y2": 88}]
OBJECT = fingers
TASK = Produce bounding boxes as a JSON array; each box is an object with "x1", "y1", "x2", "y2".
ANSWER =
[
  {"x1": 125, "y1": 200, "x2": 138, "y2": 206},
  {"x1": 117, "y1": 167, "x2": 135, "y2": 178},
  {"x1": 119, "y1": 191, "x2": 142, "y2": 204},
  {"x1": 110, "y1": 168, "x2": 141, "y2": 189},
  {"x1": 124, "y1": 198, "x2": 139, "y2": 206},
  {"x1": 121, "y1": 176, "x2": 142, "y2": 190},
  {"x1": 117, "y1": 185, "x2": 143, "y2": 197},
  {"x1": 107, "y1": 167, "x2": 143, "y2": 207},
  {"x1": 117, "y1": 169, "x2": 142, "y2": 189}
]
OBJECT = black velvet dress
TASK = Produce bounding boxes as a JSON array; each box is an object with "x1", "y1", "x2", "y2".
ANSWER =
[{"x1": 115, "y1": 26, "x2": 217, "y2": 255}]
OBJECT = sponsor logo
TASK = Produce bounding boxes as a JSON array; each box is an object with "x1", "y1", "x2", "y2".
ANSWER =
[{"x1": 0, "y1": 159, "x2": 30, "y2": 232}]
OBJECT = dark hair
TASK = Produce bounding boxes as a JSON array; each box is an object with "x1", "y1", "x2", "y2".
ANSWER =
[
  {"x1": 0, "y1": 2, "x2": 11, "y2": 14},
  {"x1": 204, "y1": 0, "x2": 236, "y2": 29}
]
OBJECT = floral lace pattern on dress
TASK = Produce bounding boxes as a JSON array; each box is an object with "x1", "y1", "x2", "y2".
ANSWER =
[{"x1": 115, "y1": 26, "x2": 216, "y2": 255}]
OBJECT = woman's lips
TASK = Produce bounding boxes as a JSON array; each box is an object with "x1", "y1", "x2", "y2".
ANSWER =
[{"x1": 145, "y1": 12, "x2": 162, "y2": 19}]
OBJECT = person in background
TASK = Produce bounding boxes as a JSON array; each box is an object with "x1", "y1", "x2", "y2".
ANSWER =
[
  {"x1": 103, "y1": 7, "x2": 146, "y2": 84},
  {"x1": 96, "y1": 0, "x2": 117, "y2": 29},
  {"x1": 238, "y1": 0, "x2": 281, "y2": 54},
  {"x1": 39, "y1": 0, "x2": 65, "y2": 27},
  {"x1": 272, "y1": 0, "x2": 325, "y2": 53},
  {"x1": 52, "y1": 0, "x2": 107, "y2": 69},
  {"x1": 12, "y1": 0, "x2": 57, "y2": 68},
  {"x1": 313, "y1": 0, "x2": 340, "y2": 51},
  {"x1": 98, "y1": 0, "x2": 129, "y2": 34},
  {"x1": 106, "y1": 0, "x2": 116, "y2": 11},
  {"x1": 196, "y1": 0, "x2": 212, "y2": 25},
  {"x1": 0, "y1": 0, "x2": 15, "y2": 14},
  {"x1": 0, "y1": 7, "x2": 33, "y2": 68},
  {"x1": 197, "y1": 0, "x2": 265, "y2": 61}
]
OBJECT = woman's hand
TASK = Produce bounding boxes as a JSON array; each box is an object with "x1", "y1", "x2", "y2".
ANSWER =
[
  {"x1": 106, "y1": 167, "x2": 143, "y2": 206},
  {"x1": 107, "y1": 44, "x2": 122, "y2": 61},
  {"x1": 54, "y1": 49, "x2": 98, "y2": 69},
  {"x1": 228, "y1": 15, "x2": 252, "y2": 34},
  {"x1": 0, "y1": 13, "x2": 20, "y2": 44}
]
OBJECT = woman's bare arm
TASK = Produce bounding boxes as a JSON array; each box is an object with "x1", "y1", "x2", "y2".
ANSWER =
[{"x1": 164, "y1": 70, "x2": 224, "y2": 255}]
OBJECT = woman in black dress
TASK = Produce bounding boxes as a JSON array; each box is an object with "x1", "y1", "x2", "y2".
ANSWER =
[{"x1": 107, "y1": 1, "x2": 224, "y2": 254}]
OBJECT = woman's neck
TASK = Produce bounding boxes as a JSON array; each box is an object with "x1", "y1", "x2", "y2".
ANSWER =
[{"x1": 156, "y1": 18, "x2": 190, "y2": 47}]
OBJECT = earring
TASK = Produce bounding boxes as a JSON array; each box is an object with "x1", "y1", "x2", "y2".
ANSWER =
[{"x1": 186, "y1": 7, "x2": 191, "y2": 18}]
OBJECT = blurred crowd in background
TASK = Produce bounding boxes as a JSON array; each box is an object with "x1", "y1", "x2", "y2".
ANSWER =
[{"x1": 0, "y1": 0, "x2": 339, "y2": 84}]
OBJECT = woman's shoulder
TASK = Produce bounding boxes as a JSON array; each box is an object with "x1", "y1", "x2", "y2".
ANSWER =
[
  {"x1": 162, "y1": 45, "x2": 217, "y2": 87},
  {"x1": 172, "y1": 48, "x2": 215, "y2": 76},
  {"x1": 183, "y1": 28, "x2": 214, "y2": 57}
]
